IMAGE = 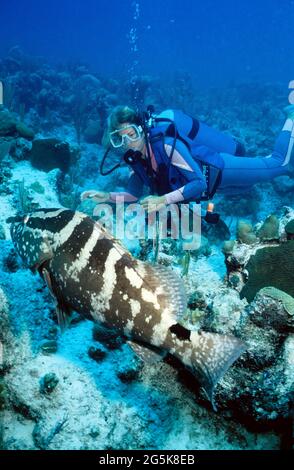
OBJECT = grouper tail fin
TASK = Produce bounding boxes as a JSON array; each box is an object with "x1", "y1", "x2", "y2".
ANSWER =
[
  {"x1": 168, "y1": 327, "x2": 246, "y2": 409},
  {"x1": 189, "y1": 330, "x2": 246, "y2": 409}
]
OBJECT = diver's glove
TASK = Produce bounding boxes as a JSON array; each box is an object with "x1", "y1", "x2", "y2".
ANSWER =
[
  {"x1": 80, "y1": 190, "x2": 110, "y2": 203},
  {"x1": 140, "y1": 195, "x2": 166, "y2": 213},
  {"x1": 284, "y1": 104, "x2": 294, "y2": 120}
]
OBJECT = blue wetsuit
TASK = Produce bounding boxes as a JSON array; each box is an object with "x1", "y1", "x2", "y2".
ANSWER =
[{"x1": 110, "y1": 109, "x2": 294, "y2": 204}]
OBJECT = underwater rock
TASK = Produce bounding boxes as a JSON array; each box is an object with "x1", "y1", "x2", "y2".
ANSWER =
[
  {"x1": 187, "y1": 290, "x2": 208, "y2": 311},
  {"x1": 240, "y1": 241, "x2": 294, "y2": 301},
  {"x1": 0, "y1": 107, "x2": 16, "y2": 136},
  {"x1": 88, "y1": 346, "x2": 106, "y2": 362},
  {"x1": 0, "y1": 108, "x2": 34, "y2": 139},
  {"x1": 228, "y1": 273, "x2": 242, "y2": 289},
  {"x1": 92, "y1": 325, "x2": 124, "y2": 350},
  {"x1": 0, "y1": 154, "x2": 13, "y2": 194},
  {"x1": 0, "y1": 287, "x2": 13, "y2": 371},
  {"x1": 222, "y1": 240, "x2": 236, "y2": 255},
  {"x1": 248, "y1": 287, "x2": 294, "y2": 333},
  {"x1": 29, "y1": 181, "x2": 45, "y2": 194},
  {"x1": 0, "y1": 378, "x2": 7, "y2": 411},
  {"x1": 185, "y1": 290, "x2": 211, "y2": 326},
  {"x1": 257, "y1": 215, "x2": 280, "y2": 241},
  {"x1": 29, "y1": 139, "x2": 72, "y2": 172},
  {"x1": 10, "y1": 137, "x2": 32, "y2": 161},
  {"x1": 237, "y1": 220, "x2": 258, "y2": 245},
  {"x1": 40, "y1": 340, "x2": 58, "y2": 355},
  {"x1": 116, "y1": 360, "x2": 142, "y2": 383},
  {"x1": 185, "y1": 234, "x2": 294, "y2": 427},
  {"x1": 202, "y1": 289, "x2": 247, "y2": 336},
  {"x1": 2, "y1": 248, "x2": 20, "y2": 272},
  {"x1": 39, "y1": 373, "x2": 59, "y2": 394},
  {"x1": 225, "y1": 214, "x2": 294, "y2": 302},
  {"x1": 0, "y1": 139, "x2": 11, "y2": 160},
  {"x1": 15, "y1": 122, "x2": 35, "y2": 140},
  {"x1": 212, "y1": 288, "x2": 294, "y2": 425},
  {"x1": 285, "y1": 219, "x2": 294, "y2": 240},
  {"x1": 0, "y1": 223, "x2": 5, "y2": 240}
]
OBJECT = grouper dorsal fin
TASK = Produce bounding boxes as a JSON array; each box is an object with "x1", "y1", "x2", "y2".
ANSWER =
[{"x1": 138, "y1": 262, "x2": 187, "y2": 322}]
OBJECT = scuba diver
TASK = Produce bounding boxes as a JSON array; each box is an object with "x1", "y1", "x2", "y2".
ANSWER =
[{"x1": 80, "y1": 104, "x2": 294, "y2": 221}]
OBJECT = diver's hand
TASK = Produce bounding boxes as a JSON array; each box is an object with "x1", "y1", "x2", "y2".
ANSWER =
[
  {"x1": 80, "y1": 190, "x2": 110, "y2": 203},
  {"x1": 140, "y1": 195, "x2": 166, "y2": 213}
]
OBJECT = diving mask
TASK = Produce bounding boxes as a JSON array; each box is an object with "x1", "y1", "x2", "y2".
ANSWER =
[{"x1": 109, "y1": 124, "x2": 143, "y2": 148}]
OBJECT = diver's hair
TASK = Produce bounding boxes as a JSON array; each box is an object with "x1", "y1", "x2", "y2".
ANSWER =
[{"x1": 102, "y1": 105, "x2": 141, "y2": 148}]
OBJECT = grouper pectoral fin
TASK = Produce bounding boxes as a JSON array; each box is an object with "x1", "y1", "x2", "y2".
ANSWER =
[
  {"x1": 56, "y1": 305, "x2": 72, "y2": 332},
  {"x1": 127, "y1": 341, "x2": 166, "y2": 364},
  {"x1": 41, "y1": 267, "x2": 72, "y2": 332},
  {"x1": 188, "y1": 330, "x2": 246, "y2": 410}
]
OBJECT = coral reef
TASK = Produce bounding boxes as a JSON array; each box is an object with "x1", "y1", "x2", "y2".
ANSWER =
[
  {"x1": 241, "y1": 241, "x2": 294, "y2": 300},
  {"x1": 237, "y1": 220, "x2": 258, "y2": 245},
  {"x1": 257, "y1": 214, "x2": 280, "y2": 241},
  {"x1": 0, "y1": 107, "x2": 34, "y2": 139},
  {"x1": 29, "y1": 139, "x2": 74, "y2": 173},
  {"x1": 223, "y1": 210, "x2": 294, "y2": 301},
  {"x1": 213, "y1": 288, "x2": 293, "y2": 430}
]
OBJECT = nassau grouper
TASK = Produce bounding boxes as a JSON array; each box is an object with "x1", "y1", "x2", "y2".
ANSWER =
[{"x1": 10, "y1": 208, "x2": 246, "y2": 405}]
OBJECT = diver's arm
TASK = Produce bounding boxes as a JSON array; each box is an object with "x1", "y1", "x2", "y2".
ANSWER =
[
  {"x1": 164, "y1": 141, "x2": 207, "y2": 203},
  {"x1": 109, "y1": 171, "x2": 144, "y2": 202},
  {"x1": 164, "y1": 179, "x2": 207, "y2": 204}
]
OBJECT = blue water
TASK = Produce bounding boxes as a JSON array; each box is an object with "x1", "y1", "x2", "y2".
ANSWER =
[{"x1": 0, "y1": 0, "x2": 293, "y2": 87}]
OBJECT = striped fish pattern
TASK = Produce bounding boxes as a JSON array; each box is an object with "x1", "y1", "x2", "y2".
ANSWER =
[{"x1": 10, "y1": 208, "x2": 246, "y2": 404}]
